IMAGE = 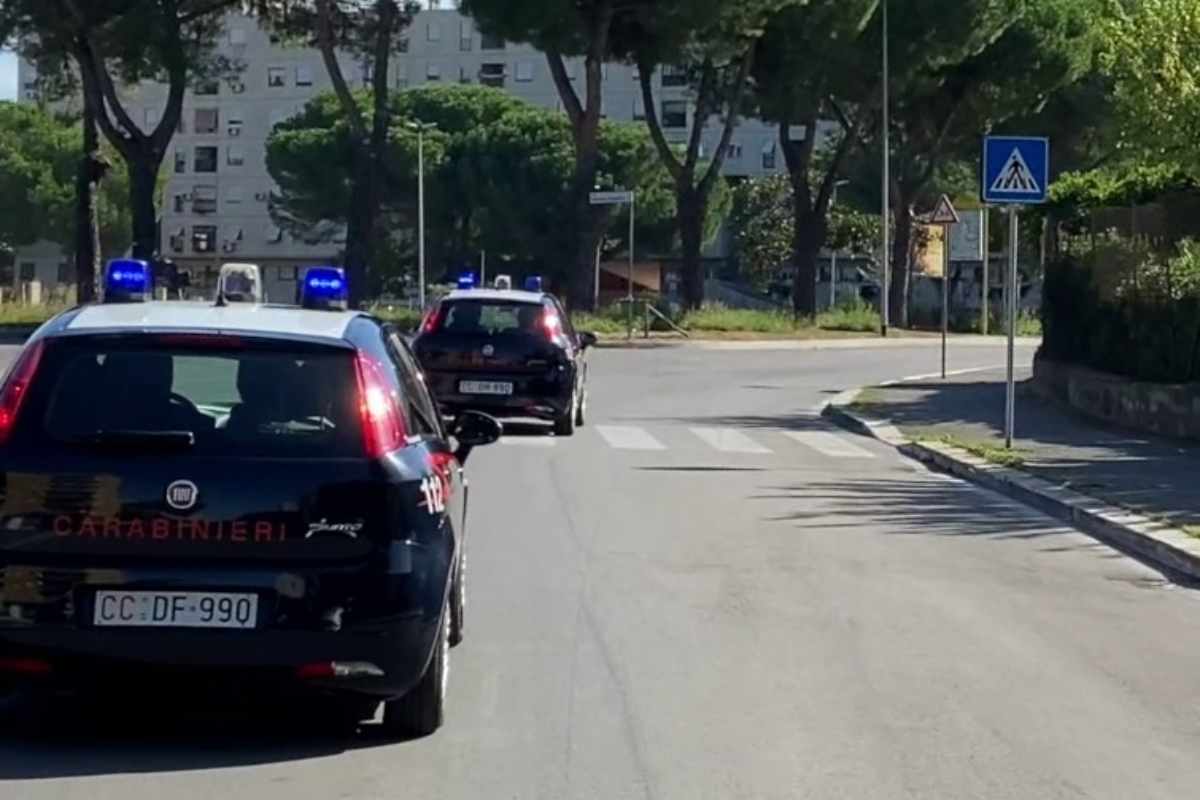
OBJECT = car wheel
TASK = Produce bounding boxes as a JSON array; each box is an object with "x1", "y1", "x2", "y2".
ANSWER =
[
  {"x1": 381, "y1": 613, "x2": 448, "y2": 739},
  {"x1": 448, "y1": 557, "x2": 465, "y2": 648},
  {"x1": 554, "y1": 392, "x2": 577, "y2": 437}
]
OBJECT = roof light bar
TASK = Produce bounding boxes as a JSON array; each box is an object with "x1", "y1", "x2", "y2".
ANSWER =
[
  {"x1": 457, "y1": 272, "x2": 478, "y2": 290},
  {"x1": 524, "y1": 275, "x2": 543, "y2": 292},
  {"x1": 494, "y1": 274, "x2": 512, "y2": 290},
  {"x1": 215, "y1": 262, "x2": 263, "y2": 305},
  {"x1": 300, "y1": 266, "x2": 349, "y2": 310},
  {"x1": 103, "y1": 259, "x2": 151, "y2": 303}
]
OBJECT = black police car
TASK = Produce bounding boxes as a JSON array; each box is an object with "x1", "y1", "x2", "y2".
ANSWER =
[
  {"x1": 0, "y1": 261, "x2": 501, "y2": 737},
  {"x1": 412, "y1": 276, "x2": 597, "y2": 436}
]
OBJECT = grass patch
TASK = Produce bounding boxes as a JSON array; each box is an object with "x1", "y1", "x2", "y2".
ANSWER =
[
  {"x1": 848, "y1": 386, "x2": 886, "y2": 409},
  {"x1": 680, "y1": 306, "x2": 798, "y2": 333},
  {"x1": 572, "y1": 310, "x2": 630, "y2": 335},
  {"x1": 365, "y1": 304, "x2": 424, "y2": 331},
  {"x1": 816, "y1": 300, "x2": 881, "y2": 333},
  {"x1": 1014, "y1": 310, "x2": 1043, "y2": 337},
  {"x1": 0, "y1": 305, "x2": 64, "y2": 327},
  {"x1": 925, "y1": 434, "x2": 1028, "y2": 468},
  {"x1": 1184, "y1": 525, "x2": 1200, "y2": 540}
]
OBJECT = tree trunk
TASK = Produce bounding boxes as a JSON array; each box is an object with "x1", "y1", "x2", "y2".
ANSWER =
[
  {"x1": 343, "y1": 145, "x2": 376, "y2": 307},
  {"x1": 566, "y1": 150, "x2": 603, "y2": 309},
  {"x1": 678, "y1": 187, "x2": 707, "y2": 310},
  {"x1": 790, "y1": 193, "x2": 824, "y2": 319},
  {"x1": 889, "y1": 198, "x2": 914, "y2": 329},
  {"x1": 127, "y1": 155, "x2": 161, "y2": 261},
  {"x1": 74, "y1": 96, "x2": 105, "y2": 302}
]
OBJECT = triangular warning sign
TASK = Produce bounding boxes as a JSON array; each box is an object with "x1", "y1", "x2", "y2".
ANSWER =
[
  {"x1": 930, "y1": 194, "x2": 960, "y2": 224},
  {"x1": 990, "y1": 147, "x2": 1041, "y2": 195}
]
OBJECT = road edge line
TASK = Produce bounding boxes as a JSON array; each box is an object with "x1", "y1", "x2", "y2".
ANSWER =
[{"x1": 820, "y1": 389, "x2": 1200, "y2": 585}]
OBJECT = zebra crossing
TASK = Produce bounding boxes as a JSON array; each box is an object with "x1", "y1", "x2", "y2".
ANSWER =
[{"x1": 499, "y1": 423, "x2": 879, "y2": 459}]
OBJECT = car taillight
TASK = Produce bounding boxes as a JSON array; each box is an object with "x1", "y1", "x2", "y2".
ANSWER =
[
  {"x1": 543, "y1": 309, "x2": 563, "y2": 339},
  {"x1": 429, "y1": 451, "x2": 457, "y2": 504},
  {"x1": 0, "y1": 339, "x2": 45, "y2": 446},
  {"x1": 354, "y1": 352, "x2": 407, "y2": 458},
  {"x1": 421, "y1": 306, "x2": 444, "y2": 334}
]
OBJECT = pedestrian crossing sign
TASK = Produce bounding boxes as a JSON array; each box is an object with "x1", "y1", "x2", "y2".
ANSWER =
[{"x1": 982, "y1": 136, "x2": 1049, "y2": 204}]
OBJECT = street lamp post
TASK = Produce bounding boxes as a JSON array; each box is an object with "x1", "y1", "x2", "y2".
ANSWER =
[
  {"x1": 830, "y1": 179, "x2": 850, "y2": 310},
  {"x1": 407, "y1": 121, "x2": 437, "y2": 309},
  {"x1": 880, "y1": 0, "x2": 891, "y2": 337}
]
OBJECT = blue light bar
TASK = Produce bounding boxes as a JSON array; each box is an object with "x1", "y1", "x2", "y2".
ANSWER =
[
  {"x1": 457, "y1": 272, "x2": 478, "y2": 290},
  {"x1": 524, "y1": 275, "x2": 543, "y2": 292},
  {"x1": 103, "y1": 259, "x2": 151, "y2": 303},
  {"x1": 300, "y1": 266, "x2": 348, "y2": 310}
]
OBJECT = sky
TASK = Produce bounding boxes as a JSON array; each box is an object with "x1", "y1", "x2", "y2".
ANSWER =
[{"x1": 0, "y1": 51, "x2": 17, "y2": 101}]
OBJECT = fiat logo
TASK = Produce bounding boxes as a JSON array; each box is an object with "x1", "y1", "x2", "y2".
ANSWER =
[
  {"x1": 165, "y1": 480, "x2": 199, "y2": 511},
  {"x1": 482, "y1": 344, "x2": 495, "y2": 357}
]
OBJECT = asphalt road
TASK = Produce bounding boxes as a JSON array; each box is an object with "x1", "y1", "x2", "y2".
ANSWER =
[{"x1": 4, "y1": 338, "x2": 1200, "y2": 799}]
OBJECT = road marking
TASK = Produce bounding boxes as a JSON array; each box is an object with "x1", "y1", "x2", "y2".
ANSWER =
[
  {"x1": 879, "y1": 364, "x2": 1008, "y2": 386},
  {"x1": 595, "y1": 425, "x2": 667, "y2": 451},
  {"x1": 501, "y1": 436, "x2": 556, "y2": 447},
  {"x1": 689, "y1": 427, "x2": 772, "y2": 454},
  {"x1": 783, "y1": 430, "x2": 877, "y2": 459}
]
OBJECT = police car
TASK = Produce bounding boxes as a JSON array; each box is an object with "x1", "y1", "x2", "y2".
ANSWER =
[
  {"x1": 412, "y1": 274, "x2": 597, "y2": 436},
  {"x1": 0, "y1": 260, "x2": 501, "y2": 737}
]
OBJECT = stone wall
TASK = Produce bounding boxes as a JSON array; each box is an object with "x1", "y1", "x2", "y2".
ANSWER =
[{"x1": 1033, "y1": 354, "x2": 1200, "y2": 441}]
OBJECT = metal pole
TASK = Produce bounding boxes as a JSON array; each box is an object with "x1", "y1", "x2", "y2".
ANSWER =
[
  {"x1": 1005, "y1": 207, "x2": 1018, "y2": 448},
  {"x1": 480, "y1": 249, "x2": 486, "y2": 287},
  {"x1": 981, "y1": 207, "x2": 990, "y2": 335},
  {"x1": 626, "y1": 194, "x2": 635, "y2": 341},
  {"x1": 941, "y1": 222, "x2": 950, "y2": 379},
  {"x1": 593, "y1": 242, "x2": 602, "y2": 312},
  {"x1": 417, "y1": 128, "x2": 426, "y2": 309},
  {"x1": 880, "y1": 0, "x2": 890, "y2": 337},
  {"x1": 830, "y1": 182, "x2": 839, "y2": 311}
]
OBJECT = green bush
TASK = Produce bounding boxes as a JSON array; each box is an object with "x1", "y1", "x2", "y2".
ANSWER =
[
  {"x1": 0, "y1": 304, "x2": 64, "y2": 326},
  {"x1": 681, "y1": 305, "x2": 799, "y2": 333},
  {"x1": 816, "y1": 299, "x2": 880, "y2": 332},
  {"x1": 1042, "y1": 242, "x2": 1200, "y2": 383},
  {"x1": 367, "y1": 304, "x2": 424, "y2": 331}
]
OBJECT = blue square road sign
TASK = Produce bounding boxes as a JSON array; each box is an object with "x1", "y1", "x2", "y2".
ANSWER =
[{"x1": 982, "y1": 136, "x2": 1049, "y2": 204}]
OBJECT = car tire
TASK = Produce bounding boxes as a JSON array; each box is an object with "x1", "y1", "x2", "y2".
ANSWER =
[
  {"x1": 554, "y1": 393, "x2": 577, "y2": 437},
  {"x1": 448, "y1": 558, "x2": 465, "y2": 648},
  {"x1": 381, "y1": 613, "x2": 448, "y2": 739}
]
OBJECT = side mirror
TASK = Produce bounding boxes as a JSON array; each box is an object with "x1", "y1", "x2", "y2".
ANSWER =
[
  {"x1": 579, "y1": 331, "x2": 598, "y2": 350},
  {"x1": 451, "y1": 411, "x2": 502, "y2": 463}
]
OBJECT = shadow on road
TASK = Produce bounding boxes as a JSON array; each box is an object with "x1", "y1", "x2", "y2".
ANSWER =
[{"x1": 0, "y1": 690, "x2": 403, "y2": 779}]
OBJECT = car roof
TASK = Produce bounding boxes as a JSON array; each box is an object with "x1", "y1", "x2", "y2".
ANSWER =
[
  {"x1": 55, "y1": 301, "x2": 367, "y2": 343},
  {"x1": 443, "y1": 289, "x2": 547, "y2": 304}
]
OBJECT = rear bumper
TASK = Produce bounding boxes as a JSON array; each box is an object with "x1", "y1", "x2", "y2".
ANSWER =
[
  {"x1": 0, "y1": 546, "x2": 451, "y2": 699},
  {"x1": 428, "y1": 368, "x2": 576, "y2": 420}
]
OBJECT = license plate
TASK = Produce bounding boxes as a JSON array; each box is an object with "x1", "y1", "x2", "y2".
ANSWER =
[
  {"x1": 93, "y1": 591, "x2": 258, "y2": 629},
  {"x1": 459, "y1": 380, "x2": 513, "y2": 396}
]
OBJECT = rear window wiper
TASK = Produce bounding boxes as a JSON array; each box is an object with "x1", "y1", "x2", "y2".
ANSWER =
[{"x1": 66, "y1": 430, "x2": 196, "y2": 450}]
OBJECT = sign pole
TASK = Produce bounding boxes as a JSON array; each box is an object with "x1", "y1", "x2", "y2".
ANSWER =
[
  {"x1": 627, "y1": 193, "x2": 635, "y2": 341},
  {"x1": 1005, "y1": 206, "x2": 1018, "y2": 448},
  {"x1": 981, "y1": 208, "x2": 989, "y2": 335},
  {"x1": 942, "y1": 222, "x2": 950, "y2": 379}
]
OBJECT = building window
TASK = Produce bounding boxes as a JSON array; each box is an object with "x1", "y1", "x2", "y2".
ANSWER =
[
  {"x1": 193, "y1": 185, "x2": 218, "y2": 214},
  {"x1": 173, "y1": 193, "x2": 186, "y2": 213},
  {"x1": 278, "y1": 265, "x2": 298, "y2": 281},
  {"x1": 295, "y1": 65, "x2": 314, "y2": 87},
  {"x1": 227, "y1": 145, "x2": 246, "y2": 166},
  {"x1": 194, "y1": 108, "x2": 219, "y2": 134},
  {"x1": 194, "y1": 146, "x2": 218, "y2": 173},
  {"x1": 192, "y1": 226, "x2": 217, "y2": 253},
  {"x1": 426, "y1": 63, "x2": 441, "y2": 81},
  {"x1": 515, "y1": 61, "x2": 534, "y2": 82},
  {"x1": 227, "y1": 113, "x2": 243, "y2": 137},
  {"x1": 459, "y1": 20, "x2": 473, "y2": 51},
  {"x1": 174, "y1": 149, "x2": 187, "y2": 174},
  {"x1": 481, "y1": 32, "x2": 504, "y2": 50},
  {"x1": 458, "y1": 66, "x2": 472, "y2": 84},
  {"x1": 226, "y1": 186, "x2": 245, "y2": 205},
  {"x1": 194, "y1": 78, "x2": 219, "y2": 96},
  {"x1": 480, "y1": 63, "x2": 506, "y2": 88},
  {"x1": 396, "y1": 62, "x2": 409, "y2": 88},
  {"x1": 397, "y1": 36, "x2": 409, "y2": 53},
  {"x1": 169, "y1": 227, "x2": 185, "y2": 253},
  {"x1": 762, "y1": 143, "x2": 777, "y2": 170},
  {"x1": 267, "y1": 66, "x2": 286, "y2": 88},
  {"x1": 426, "y1": 22, "x2": 440, "y2": 41},
  {"x1": 662, "y1": 100, "x2": 688, "y2": 129},
  {"x1": 57, "y1": 262, "x2": 72, "y2": 284},
  {"x1": 662, "y1": 65, "x2": 688, "y2": 87},
  {"x1": 19, "y1": 262, "x2": 35, "y2": 281},
  {"x1": 725, "y1": 143, "x2": 743, "y2": 161}
]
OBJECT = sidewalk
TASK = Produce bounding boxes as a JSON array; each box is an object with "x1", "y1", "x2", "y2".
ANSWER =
[{"x1": 848, "y1": 368, "x2": 1200, "y2": 534}]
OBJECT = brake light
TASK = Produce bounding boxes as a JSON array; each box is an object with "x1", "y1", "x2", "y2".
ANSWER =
[
  {"x1": 0, "y1": 340, "x2": 45, "y2": 446},
  {"x1": 354, "y1": 352, "x2": 407, "y2": 458},
  {"x1": 0, "y1": 656, "x2": 51, "y2": 675},
  {"x1": 542, "y1": 309, "x2": 563, "y2": 339},
  {"x1": 421, "y1": 305, "x2": 444, "y2": 334}
]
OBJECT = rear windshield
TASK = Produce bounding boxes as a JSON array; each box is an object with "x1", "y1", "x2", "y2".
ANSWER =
[
  {"x1": 436, "y1": 300, "x2": 543, "y2": 336},
  {"x1": 20, "y1": 337, "x2": 363, "y2": 458}
]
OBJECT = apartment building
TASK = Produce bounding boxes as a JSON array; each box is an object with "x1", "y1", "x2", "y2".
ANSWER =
[{"x1": 16, "y1": 6, "x2": 797, "y2": 300}]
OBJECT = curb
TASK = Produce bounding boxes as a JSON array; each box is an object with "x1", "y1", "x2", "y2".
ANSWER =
[{"x1": 821, "y1": 392, "x2": 1200, "y2": 584}]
